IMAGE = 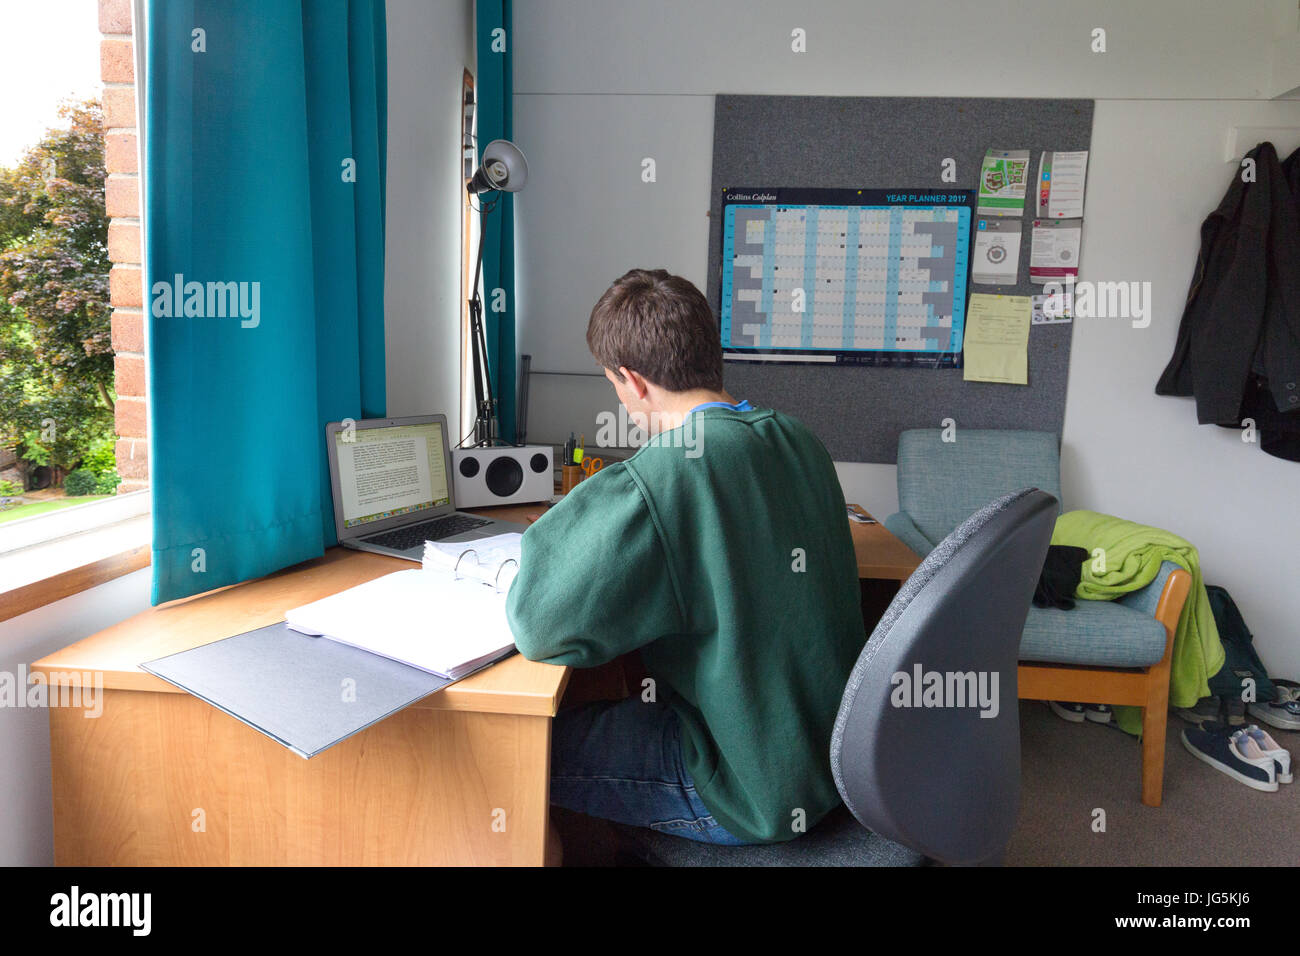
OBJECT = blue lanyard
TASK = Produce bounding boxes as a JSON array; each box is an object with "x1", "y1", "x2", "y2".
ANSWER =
[{"x1": 687, "y1": 399, "x2": 753, "y2": 416}]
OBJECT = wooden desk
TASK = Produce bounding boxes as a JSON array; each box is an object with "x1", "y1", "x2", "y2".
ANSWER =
[
  {"x1": 847, "y1": 506, "x2": 921, "y2": 581},
  {"x1": 32, "y1": 504, "x2": 567, "y2": 866},
  {"x1": 845, "y1": 506, "x2": 922, "y2": 628},
  {"x1": 33, "y1": 502, "x2": 916, "y2": 867}
]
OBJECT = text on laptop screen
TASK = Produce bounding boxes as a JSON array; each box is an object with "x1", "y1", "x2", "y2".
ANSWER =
[{"x1": 335, "y1": 421, "x2": 450, "y2": 529}]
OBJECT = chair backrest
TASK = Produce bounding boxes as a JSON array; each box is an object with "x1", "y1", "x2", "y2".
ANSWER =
[
  {"x1": 896, "y1": 429, "x2": 1062, "y2": 547},
  {"x1": 830, "y1": 487, "x2": 1057, "y2": 864}
]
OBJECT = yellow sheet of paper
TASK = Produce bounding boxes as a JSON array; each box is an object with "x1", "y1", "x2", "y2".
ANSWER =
[{"x1": 963, "y1": 293, "x2": 1031, "y2": 384}]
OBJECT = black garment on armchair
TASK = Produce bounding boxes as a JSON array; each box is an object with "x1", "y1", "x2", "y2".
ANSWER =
[
  {"x1": 1156, "y1": 143, "x2": 1300, "y2": 461},
  {"x1": 1033, "y1": 546, "x2": 1089, "y2": 611}
]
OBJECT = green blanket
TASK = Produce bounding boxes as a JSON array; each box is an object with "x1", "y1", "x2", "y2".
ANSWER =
[{"x1": 1051, "y1": 510, "x2": 1224, "y2": 736}]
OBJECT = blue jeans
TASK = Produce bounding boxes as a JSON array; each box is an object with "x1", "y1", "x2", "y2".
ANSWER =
[{"x1": 549, "y1": 696, "x2": 753, "y2": 845}]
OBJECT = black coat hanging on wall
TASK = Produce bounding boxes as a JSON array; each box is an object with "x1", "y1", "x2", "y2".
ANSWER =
[{"x1": 1156, "y1": 142, "x2": 1300, "y2": 462}]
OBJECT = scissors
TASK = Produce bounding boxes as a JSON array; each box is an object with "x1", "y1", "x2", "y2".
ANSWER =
[{"x1": 581, "y1": 455, "x2": 603, "y2": 477}]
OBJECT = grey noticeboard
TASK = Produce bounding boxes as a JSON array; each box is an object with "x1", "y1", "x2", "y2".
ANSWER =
[{"x1": 707, "y1": 95, "x2": 1095, "y2": 463}]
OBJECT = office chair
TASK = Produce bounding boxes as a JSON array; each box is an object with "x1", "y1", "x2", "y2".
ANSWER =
[{"x1": 614, "y1": 487, "x2": 1058, "y2": 866}]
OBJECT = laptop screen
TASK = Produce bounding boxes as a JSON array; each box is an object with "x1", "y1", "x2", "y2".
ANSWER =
[{"x1": 333, "y1": 420, "x2": 451, "y2": 530}]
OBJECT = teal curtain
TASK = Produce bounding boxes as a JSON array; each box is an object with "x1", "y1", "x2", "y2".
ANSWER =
[
  {"x1": 476, "y1": 0, "x2": 516, "y2": 442},
  {"x1": 144, "y1": 0, "x2": 387, "y2": 604}
]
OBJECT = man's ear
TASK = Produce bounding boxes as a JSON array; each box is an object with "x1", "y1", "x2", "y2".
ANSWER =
[{"x1": 618, "y1": 366, "x2": 651, "y2": 400}]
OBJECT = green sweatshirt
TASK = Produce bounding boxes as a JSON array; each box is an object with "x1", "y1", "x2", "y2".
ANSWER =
[{"x1": 504, "y1": 406, "x2": 865, "y2": 843}]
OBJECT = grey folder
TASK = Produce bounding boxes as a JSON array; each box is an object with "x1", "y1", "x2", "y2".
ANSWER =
[{"x1": 140, "y1": 622, "x2": 501, "y2": 758}]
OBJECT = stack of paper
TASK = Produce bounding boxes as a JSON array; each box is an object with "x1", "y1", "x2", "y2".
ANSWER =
[
  {"x1": 285, "y1": 568, "x2": 516, "y2": 679},
  {"x1": 424, "y1": 532, "x2": 523, "y2": 591}
]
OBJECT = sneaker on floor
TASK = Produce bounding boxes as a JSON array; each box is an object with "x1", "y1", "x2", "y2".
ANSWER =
[
  {"x1": 1248, "y1": 685, "x2": 1300, "y2": 732},
  {"x1": 1224, "y1": 696, "x2": 1248, "y2": 727},
  {"x1": 1231, "y1": 729, "x2": 1279, "y2": 779},
  {"x1": 1245, "y1": 724, "x2": 1292, "y2": 783},
  {"x1": 1176, "y1": 696, "x2": 1222, "y2": 728},
  {"x1": 1181, "y1": 726, "x2": 1278, "y2": 792},
  {"x1": 1084, "y1": 704, "x2": 1113, "y2": 724},
  {"x1": 1049, "y1": 700, "x2": 1087, "y2": 723}
]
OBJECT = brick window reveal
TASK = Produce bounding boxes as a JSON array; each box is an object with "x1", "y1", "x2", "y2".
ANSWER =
[{"x1": 100, "y1": 0, "x2": 147, "y2": 492}]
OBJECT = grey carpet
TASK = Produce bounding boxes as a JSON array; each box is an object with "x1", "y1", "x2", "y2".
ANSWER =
[
  {"x1": 1008, "y1": 700, "x2": 1300, "y2": 866},
  {"x1": 553, "y1": 700, "x2": 1300, "y2": 866}
]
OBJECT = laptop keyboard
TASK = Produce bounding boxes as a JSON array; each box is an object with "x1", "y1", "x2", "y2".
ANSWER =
[{"x1": 363, "y1": 514, "x2": 492, "y2": 552}]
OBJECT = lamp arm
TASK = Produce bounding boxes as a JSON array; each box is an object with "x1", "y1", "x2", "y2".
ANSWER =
[{"x1": 468, "y1": 202, "x2": 497, "y2": 445}]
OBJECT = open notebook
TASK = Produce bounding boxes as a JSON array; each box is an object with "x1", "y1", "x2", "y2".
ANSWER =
[{"x1": 285, "y1": 533, "x2": 523, "y2": 680}]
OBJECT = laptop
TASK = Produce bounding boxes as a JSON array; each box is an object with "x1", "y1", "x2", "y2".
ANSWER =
[{"x1": 325, "y1": 414, "x2": 528, "y2": 561}]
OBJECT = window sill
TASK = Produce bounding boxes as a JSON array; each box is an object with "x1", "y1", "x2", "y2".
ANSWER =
[{"x1": 0, "y1": 493, "x2": 152, "y2": 623}]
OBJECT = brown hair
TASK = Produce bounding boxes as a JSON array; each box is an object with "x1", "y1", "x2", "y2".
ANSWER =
[{"x1": 586, "y1": 269, "x2": 723, "y2": 392}]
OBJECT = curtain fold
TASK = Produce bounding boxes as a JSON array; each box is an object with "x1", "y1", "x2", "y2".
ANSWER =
[
  {"x1": 144, "y1": 0, "x2": 387, "y2": 604},
  {"x1": 475, "y1": 0, "x2": 517, "y2": 442}
]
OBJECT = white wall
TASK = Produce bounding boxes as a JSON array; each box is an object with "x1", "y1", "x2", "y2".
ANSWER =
[
  {"x1": 0, "y1": 569, "x2": 151, "y2": 865},
  {"x1": 506, "y1": 0, "x2": 1300, "y2": 675},
  {"x1": 1065, "y1": 97, "x2": 1300, "y2": 677},
  {"x1": 384, "y1": 0, "x2": 476, "y2": 422},
  {"x1": 1271, "y1": 2, "x2": 1300, "y2": 96},
  {"x1": 515, "y1": 0, "x2": 1287, "y2": 100}
]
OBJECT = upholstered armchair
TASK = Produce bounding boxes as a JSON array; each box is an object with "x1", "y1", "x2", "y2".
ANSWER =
[{"x1": 885, "y1": 429, "x2": 1192, "y2": 807}]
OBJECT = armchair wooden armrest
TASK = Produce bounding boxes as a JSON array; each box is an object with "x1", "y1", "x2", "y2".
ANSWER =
[{"x1": 1018, "y1": 568, "x2": 1193, "y2": 807}]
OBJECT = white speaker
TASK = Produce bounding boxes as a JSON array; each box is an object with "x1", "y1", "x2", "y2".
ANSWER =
[{"x1": 452, "y1": 445, "x2": 553, "y2": 508}]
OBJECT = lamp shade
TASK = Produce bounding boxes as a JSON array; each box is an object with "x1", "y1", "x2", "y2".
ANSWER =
[{"x1": 468, "y1": 139, "x2": 528, "y2": 194}]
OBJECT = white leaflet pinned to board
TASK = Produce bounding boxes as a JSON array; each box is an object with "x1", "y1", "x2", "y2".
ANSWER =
[
  {"x1": 1029, "y1": 219, "x2": 1082, "y2": 285},
  {"x1": 1031, "y1": 292, "x2": 1074, "y2": 324},
  {"x1": 1036, "y1": 150, "x2": 1089, "y2": 219},
  {"x1": 978, "y1": 148, "x2": 1031, "y2": 217},
  {"x1": 972, "y1": 218, "x2": 1021, "y2": 285}
]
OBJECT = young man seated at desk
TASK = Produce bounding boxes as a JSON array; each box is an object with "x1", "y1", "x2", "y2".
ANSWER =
[{"x1": 505, "y1": 268, "x2": 865, "y2": 846}]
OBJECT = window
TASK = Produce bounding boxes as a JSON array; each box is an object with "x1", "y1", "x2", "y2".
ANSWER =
[{"x1": 0, "y1": 0, "x2": 149, "y2": 615}]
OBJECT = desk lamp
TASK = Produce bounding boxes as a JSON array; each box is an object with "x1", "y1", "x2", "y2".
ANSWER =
[{"x1": 466, "y1": 139, "x2": 528, "y2": 447}]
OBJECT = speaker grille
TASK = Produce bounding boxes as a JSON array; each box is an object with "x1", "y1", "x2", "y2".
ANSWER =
[{"x1": 485, "y1": 456, "x2": 524, "y2": 498}]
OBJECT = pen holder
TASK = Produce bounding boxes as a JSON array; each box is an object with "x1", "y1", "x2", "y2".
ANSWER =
[{"x1": 561, "y1": 464, "x2": 583, "y2": 494}]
